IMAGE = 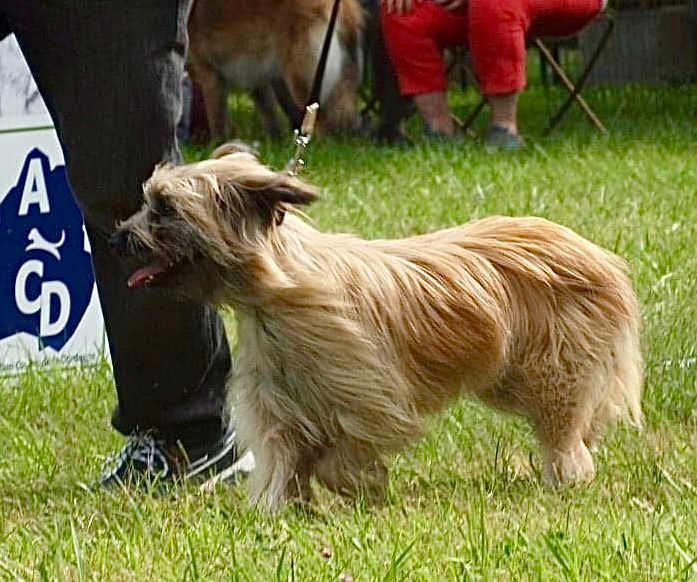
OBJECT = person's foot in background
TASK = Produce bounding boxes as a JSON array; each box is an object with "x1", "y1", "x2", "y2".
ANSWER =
[{"x1": 485, "y1": 91, "x2": 525, "y2": 150}]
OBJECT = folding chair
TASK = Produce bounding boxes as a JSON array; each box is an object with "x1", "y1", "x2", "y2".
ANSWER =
[{"x1": 457, "y1": 14, "x2": 615, "y2": 136}]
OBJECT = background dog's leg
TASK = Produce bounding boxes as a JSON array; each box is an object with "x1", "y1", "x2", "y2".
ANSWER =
[
  {"x1": 323, "y1": 71, "x2": 362, "y2": 133},
  {"x1": 280, "y1": 33, "x2": 323, "y2": 128},
  {"x1": 271, "y1": 78, "x2": 303, "y2": 131},
  {"x1": 282, "y1": 69, "x2": 311, "y2": 124},
  {"x1": 251, "y1": 86, "x2": 284, "y2": 138},
  {"x1": 190, "y1": 59, "x2": 230, "y2": 141}
]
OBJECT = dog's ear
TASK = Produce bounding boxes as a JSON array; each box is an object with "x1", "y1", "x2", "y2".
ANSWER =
[
  {"x1": 210, "y1": 141, "x2": 260, "y2": 160},
  {"x1": 254, "y1": 175, "x2": 319, "y2": 226},
  {"x1": 266, "y1": 176, "x2": 319, "y2": 207}
]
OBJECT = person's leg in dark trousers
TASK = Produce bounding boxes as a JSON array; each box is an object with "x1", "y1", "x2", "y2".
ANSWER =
[
  {"x1": 0, "y1": 1, "x2": 242, "y2": 481},
  {"x1": 362, "y1": 0, "x2": 412, "y2": 142}
]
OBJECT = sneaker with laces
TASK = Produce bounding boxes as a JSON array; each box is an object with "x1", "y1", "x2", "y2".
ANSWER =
[{"x1": 97, "y1": 428, "x2": 253, "y2": 488}]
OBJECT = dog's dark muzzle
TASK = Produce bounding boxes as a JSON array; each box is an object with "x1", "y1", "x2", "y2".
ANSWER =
[{"x1": 109, "y1": 228, "x2": 133, "y2": 257}]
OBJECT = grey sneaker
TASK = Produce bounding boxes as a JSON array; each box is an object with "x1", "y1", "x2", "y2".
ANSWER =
[
  {"x1": 423, "y1": 124, "x2": 463, "y2": 142},
  {"x1": 485, "y1": 125, "x2": 525, "y2": 151}
]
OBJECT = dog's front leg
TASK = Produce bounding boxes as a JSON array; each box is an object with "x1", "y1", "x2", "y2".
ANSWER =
[
  {"x1": 244, "y1": 440, "x2": 290, "y2": 512},
  {"x1": 314, "y1": 443, "x2": 389, "y2": 502},
  {"x1": 245, "y1": 432, "x2": 316, "y2": 512},
  {"x1": 282, "y1": 449, "x2": 320, "y2": 508}
]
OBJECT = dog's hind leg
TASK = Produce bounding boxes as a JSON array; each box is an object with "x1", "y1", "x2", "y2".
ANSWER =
[
  {"x1": 539, "y1": 431, "x2": 595, "y2": 487},
  {"x1": 530, "y1": 381, "x2": 597, "y2": 487}
]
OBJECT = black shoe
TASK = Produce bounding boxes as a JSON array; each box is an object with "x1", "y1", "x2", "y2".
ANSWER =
[{"x1": 97, "y1": 428, "x2": 253, "y2": 488}]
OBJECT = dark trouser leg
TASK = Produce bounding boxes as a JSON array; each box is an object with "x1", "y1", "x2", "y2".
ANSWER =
[
  {"x1": 1, "y1": 0, "x2": 231, "y2": 450},
  {"x1": 359, "y1": 0, "x2": 412, "y2": 141}
]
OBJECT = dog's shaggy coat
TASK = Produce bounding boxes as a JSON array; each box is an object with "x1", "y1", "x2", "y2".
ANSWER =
[{"x1": 114, "y1": 145, "x2": 643, "y2": 511}]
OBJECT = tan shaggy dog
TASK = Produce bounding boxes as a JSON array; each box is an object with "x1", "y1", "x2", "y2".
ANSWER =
[
  {"x1": 187, "y1": 0, "x2": 364, "y2": 139},
  {"x1": 112, "y1": 144, "x2": 644, "y2": 512}
]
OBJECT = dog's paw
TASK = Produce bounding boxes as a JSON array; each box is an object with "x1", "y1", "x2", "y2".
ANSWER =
[{"x1": 542, "y1": 441, "x2": 596, "y2": 487}]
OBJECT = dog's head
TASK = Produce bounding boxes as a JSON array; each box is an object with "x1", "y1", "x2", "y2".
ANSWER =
[{"x1": 110, "y1": 142, "x2": 318, "y2": 302}]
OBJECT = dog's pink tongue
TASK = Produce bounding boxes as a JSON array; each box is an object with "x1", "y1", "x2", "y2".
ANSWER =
[{"x1": 127, "y1": 264, "x2": 167, "y2": 289}]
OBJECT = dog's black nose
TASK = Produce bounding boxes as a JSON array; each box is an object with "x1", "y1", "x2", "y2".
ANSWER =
[{"x1": 109, "y1": 229, "x2": 130, "y2": 256}]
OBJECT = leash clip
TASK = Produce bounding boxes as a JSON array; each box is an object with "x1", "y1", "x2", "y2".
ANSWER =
[{"x1": 286, "y1": 103, "x2": 319, "y2": 176}]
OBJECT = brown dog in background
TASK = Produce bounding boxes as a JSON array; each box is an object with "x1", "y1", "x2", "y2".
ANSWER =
[
  {"x1": 187, "y1": 0, "x2": 364, "y2": 139},
  {"x1": 112, "y1": 144, "x2": 643, "y2": 512}
]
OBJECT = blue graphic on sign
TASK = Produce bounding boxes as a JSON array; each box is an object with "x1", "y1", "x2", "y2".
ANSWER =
[{"x1": 0, "y1": 148, "x2": 95, "y2": 351}]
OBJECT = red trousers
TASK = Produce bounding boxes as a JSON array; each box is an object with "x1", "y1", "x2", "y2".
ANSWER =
[{"x1": 381, "y1": 0, "x2": 602, "y2": 96}]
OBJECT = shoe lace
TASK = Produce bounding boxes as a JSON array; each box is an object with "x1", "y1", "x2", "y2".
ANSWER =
[{"x1": 99, "y1": 432, "x2": 171, "y2": 482}]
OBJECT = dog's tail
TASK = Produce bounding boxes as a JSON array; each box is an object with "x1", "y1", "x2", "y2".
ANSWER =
[
  {"x1": 603, "y1": 313, "x2": 644, "y2": 429},
  {"x1": 585, "y1": 277, "x2": 643, "y2": 449},
  {"x1": 602, "y1": 244, "x2": 644, "y2": 430}
]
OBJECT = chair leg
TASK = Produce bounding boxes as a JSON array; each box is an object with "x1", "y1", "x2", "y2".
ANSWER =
[
  {"x1": 447, "y1": 51, "x2": 485, "y2": 138},
  {"x1": 536, "y1": 38, "x2": 605, "y2": 133},
  {"x1": 539, "y1": 43, "x2": 562, "y2": 86},
  {"x1": 537, "y1": 17, "x2": 614, "y2": 134},
  {"x1": 458, "y1": 97, "x2": 486, "y2": 137}
]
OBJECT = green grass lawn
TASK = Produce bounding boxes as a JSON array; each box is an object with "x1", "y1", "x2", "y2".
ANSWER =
[{"x1": 1, "y1": 84, "x2": 696, "y2": 580}]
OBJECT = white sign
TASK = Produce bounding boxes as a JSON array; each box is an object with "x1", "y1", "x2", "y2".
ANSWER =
[{"x1": 0, "y1": 35, "x2": 106, "y2": 373}]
